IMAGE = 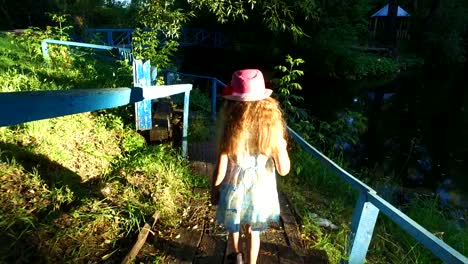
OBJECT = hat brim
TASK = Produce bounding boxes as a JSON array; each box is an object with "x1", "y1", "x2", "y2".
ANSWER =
[{"x1": 222, "y1": 89, "x2": 273, "y2": 101}]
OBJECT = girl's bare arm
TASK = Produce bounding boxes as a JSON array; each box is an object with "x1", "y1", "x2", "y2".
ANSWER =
[
  {"x1": 213, "y1": 153, "x2": 228, "y2": 187},
  {"x1": 273, "y1": 137, "x2": 290, "y2": 176}
]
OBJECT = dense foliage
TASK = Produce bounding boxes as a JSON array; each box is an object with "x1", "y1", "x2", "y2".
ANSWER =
[{"x1": 0, "y1": 0, "x2": 466, "y2": 263}]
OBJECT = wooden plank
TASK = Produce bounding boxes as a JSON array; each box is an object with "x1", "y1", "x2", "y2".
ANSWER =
[
  {"x1": 121, "y1": 211, "x2": 159, "y2": 264},
  {"x1": 278, "y1": 193, "x2": 304, "y2": 256},
  {"x1": 164, "y1": 227, "x2": 203, "y2": 264},
  {"x1": 274, "y1": 228, "x2": 303, "y2": 264},
  {"x1": 279, "y1": 193, "x2": 332, "y2": 263},
  {"x1": 41, "y1": 39, "x2": 115, "y2": 60},
  {"x1": 133, "y1": 59, "x2": 152, "y2": 131},
  {"x1": 258, "y1": 229, "x2": 280, "y2": 264},
  {"x1": 194, "y1": 204, "x2": 226, "y2": 264},
  {"x1": 42, "y1": 39, "x2": 115, "y2": 51},
  {"x1": 302, "y1": 250, "x2": 329, "y2": 264},
  {"x1": 182, "y1": 90, "x2": 190, "y2": 158},
  {"x1": 0, "y1": 88, "x2": 136, "y2": 127},
  {"x1": 165, "y1": 189, "x2": 207, "y2": 264}
]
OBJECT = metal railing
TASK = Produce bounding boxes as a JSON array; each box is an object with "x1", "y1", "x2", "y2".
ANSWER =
[
  {"x1": 84, "y1": 28, "x2": 228, "y2": 49},
  {"x1": 287, "y1": 128, "x2": 467, "y2": 263},
  {"x1": 86, "y1": 28, "x2": 134, "y2": 47},
  {"x1": 163, "y1": 70, "x2": 226, "y2": 121},
  {"x1": 41, "y1": 39, "x2": 133, "y2": 63}
]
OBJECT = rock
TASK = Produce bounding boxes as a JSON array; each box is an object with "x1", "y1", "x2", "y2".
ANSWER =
[{"x1": 308, "y1": 213, "x2": 339, "y2": 230}]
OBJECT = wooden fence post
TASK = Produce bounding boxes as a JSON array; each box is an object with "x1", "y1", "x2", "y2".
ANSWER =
[
  {"x1": 182, "y1": 90, "x2": 190, "y2": 157},
  {"x1": 347, "y1": 191, "x2": 380, "y2": 264},
  {"x1": 133, "y1": 59, "x2": 152, "y2": 130},
  {"x1": 41, "y1": 40, "x2": 49, "y2": 62}
]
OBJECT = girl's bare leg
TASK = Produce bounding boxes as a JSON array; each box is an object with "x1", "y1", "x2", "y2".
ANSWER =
[
  {"x1": 230, "y1": 232, "x2": 240, "y2": 253},
  {"x1": 248, "y1": 226, "x2": 260, "y2": 263}
]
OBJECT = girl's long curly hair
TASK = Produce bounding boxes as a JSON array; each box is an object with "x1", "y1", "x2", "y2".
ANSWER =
[{"x1": 218, "y1": 97, "x2": 286, "y2": 160}]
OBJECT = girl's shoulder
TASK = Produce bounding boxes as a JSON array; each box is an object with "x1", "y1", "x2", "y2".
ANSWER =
[{"x1": 229, "y1": 152, "x2": 272, "y2": 167}]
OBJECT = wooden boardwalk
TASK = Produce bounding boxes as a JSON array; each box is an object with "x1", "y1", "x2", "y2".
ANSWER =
[
  {"x1": 168, "y1": 139, "x2": 330, "y2": 264},
  {"x1": 131, "y1": 112, "x2": 329, "y2": 263}
]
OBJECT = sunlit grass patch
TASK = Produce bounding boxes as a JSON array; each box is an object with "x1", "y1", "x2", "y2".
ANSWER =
[
  {"x1": 106, "y1": 144, "x2": 193, "y2": 226},
  {"x1": 0, "y1": 32, "x2": 200, "y2": 263}
]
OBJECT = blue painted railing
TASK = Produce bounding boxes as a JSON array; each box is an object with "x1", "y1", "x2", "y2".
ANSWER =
[
  {"x1": 84, "y1": 28, "x2": 227, "y2": 49},
  {"x1": 163, "y1": 70, "x2": 226, "y2": 121},
  {"x1": 41, "y1": 39, "x2": 133, "y2": 63},
  {"x1": 86, "y1": 28, "x2": 134, "y2": 48},
  {"x1": 163, "y1": 71, "x2": 468, "y2": 264},
  {"x1": 0, "y1": 59, "x2": 192, "y2": 157},
  {"x1": 287, "y1": 128, "x2": 467, "y2": 263}
]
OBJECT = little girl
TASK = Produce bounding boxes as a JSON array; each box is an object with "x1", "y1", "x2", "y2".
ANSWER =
[{"x1": 211, "y1": 69, "x2": 290, "y2": 264}]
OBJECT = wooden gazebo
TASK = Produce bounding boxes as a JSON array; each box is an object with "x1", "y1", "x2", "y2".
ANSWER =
[{"x1": 370, "y1": 3, "x2": 411, "y2": 41}]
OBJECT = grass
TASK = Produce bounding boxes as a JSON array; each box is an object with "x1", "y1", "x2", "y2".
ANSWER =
[
  {"x1": 277, "y1": 143, "x2": 357, "y2": 263},
  {"x1": 0, "y1": 32, "x2": 206, "y2": 263}
]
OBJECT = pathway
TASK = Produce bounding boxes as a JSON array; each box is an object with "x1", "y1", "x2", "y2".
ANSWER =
[{"x1": 180, "y1": 136, "x2": 329, "y2": 263}]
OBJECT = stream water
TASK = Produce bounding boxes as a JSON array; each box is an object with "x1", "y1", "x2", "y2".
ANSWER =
[{"x1": 301, "y1": 67, "x2": 467, "y2": 210}]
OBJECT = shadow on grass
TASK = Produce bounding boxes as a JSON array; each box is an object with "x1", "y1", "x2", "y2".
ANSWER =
[
  {"x1": 0, "y1": 141, "x2": 104, "y2": 202},
  {"x1": 0, "y1": 141, "x2": 105, "y2": 262}
]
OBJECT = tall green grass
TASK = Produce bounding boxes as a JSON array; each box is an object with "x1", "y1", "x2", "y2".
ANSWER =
[{"x1": 0, "y1": 31, "x2": 204, "y2": 263}]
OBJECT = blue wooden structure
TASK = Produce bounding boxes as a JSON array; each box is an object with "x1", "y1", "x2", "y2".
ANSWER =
[
  {"x1": 287, "y1": 128, "x2": 467, "y2": 264},
  {"x1": 85, "y1": 28, "x2": 134, "y2": 48},
  {"x1": 179, "y1": 27, "x2": 226, "y2": 48},
  {"x1": 163, "y1": 70, "x2": 225, "y2": 121},
  {"x1": 369, "y1": 3, "x2": 411, "y2": 41},
  {"x1": 0, "y1": 59, "x2": 192, "y2": 157},
  {"x1": 41, "y1": 39, "x2": 133, "y2": 63},
  {"x1": 83, "y1": 28, "x2": 227, "y2": 49}
]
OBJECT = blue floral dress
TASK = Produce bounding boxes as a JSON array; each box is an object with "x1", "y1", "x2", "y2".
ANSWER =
[{"x1": 216, "y1": 153, "x2": 280, "y2": 232}]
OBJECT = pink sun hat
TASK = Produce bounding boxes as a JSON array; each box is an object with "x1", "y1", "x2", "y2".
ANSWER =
[{"x1": 222, "y1": 69, "x2": 273, "y2": 101}]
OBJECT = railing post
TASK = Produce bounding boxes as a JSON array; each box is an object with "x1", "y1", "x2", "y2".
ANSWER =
[
  {"x1": 41, "y1": 40, "x2": 49, "y2": 62},
  {"x1": 182, "y1": 90, "x2": 190, "y2": 158},
  {"x1": 211, "y1": 79, "x2": 217, "y2": 121},
  {"x1": 133, "y1": 59, "x2": 152, "y2": 130},
  {"x1": 165, "y1": 71, "x2": 175, "y2": 85},
  {"x1": 347, "y1": 191, "x2": 380, "y2": 264},
  {"x1": 107, "y1": 31, "x2": 113, "y2": 46}
]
